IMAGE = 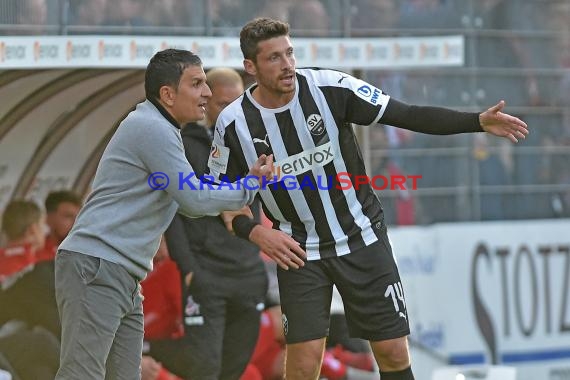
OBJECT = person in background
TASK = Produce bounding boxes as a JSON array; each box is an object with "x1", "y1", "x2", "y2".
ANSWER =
[
  {"x1": 40, "y1": 190, "x2": 81, "y2": 263},
  {"x1": 0, "y1": 200, "x2": 60, "y2": 380}
]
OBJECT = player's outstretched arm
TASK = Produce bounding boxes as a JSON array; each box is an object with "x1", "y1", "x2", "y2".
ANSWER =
[
  {"x1": 479, "y1": 100, "x2": 529, "y2": 143},
  {"x1": 379, "y1": 98, "x2": 528, "y2": 142}
]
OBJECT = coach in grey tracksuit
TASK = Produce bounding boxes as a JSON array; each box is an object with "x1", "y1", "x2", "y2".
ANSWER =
[{"x1": 54, "y1": 49, "x2": 270, "y2": 380}]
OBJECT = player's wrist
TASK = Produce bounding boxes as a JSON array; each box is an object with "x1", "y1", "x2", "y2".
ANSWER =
[{"x1": 232, "y1": 214, "x2": 260, "y2": 240}]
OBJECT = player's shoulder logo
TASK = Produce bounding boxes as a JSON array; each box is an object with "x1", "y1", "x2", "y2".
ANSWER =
[
  {"x1": 356, "y1": 84, "x2": 382, "y2": 106},
  {"x1": 306, "y1": 114, "x2": 325, "y2": 136}
]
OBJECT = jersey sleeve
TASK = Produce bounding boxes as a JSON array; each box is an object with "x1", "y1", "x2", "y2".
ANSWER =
[{"x1": 316, "y1": 69, "x2": 391, "y2": 126}]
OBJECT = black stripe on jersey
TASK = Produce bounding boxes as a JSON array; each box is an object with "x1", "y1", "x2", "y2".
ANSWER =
[
  {"x1": 297, "y1": 74, "x2": 365, "y2": 252},
  {"x1": 337, "y1": 123, "x2": 385, "y2": 241},
  {"x1": 242, "y1": 94, "x2": 274, "y2": 157},
  {"x1": 241, "y1": 95, "x2": 308, "y2": 246},
  {"x1": 221, "y1": 120, "x2": 249, "y2": 183},
  {"x1": 275, "y1": 109, "x2": 337, "y2": 257}
]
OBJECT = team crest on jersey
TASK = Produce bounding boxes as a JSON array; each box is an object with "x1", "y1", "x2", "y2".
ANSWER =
[{"x1": 306, "y1": 114, "x2": 325, "y2": 136}]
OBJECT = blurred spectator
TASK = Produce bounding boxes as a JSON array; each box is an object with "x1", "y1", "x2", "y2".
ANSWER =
[
  {"x1": 141, "y1": 238, "x2": 184, "y2": 380},
  {"x1": 143, "y1": 0, "x2": 190, "y2": 28},
  {"x1": 41, "y1": 190, "x2": 81, "y2": 262},
  {"x1": 1, "y1": 0, "x2": 47, "y2": 34},
  {"x1": 68, "y1": 0, "x2": 108, "y2": 26},
  {"x1": 254, "y1": 0, "x2": 291, "y2": 23},
  {"x1": 0, "y1": 198, "x2": 61, "y2": 336},
  {"x1": 0, "y1": 325, "x2": 60, "y2": 380},
  {"x1": 370, "y1": 128, "x2": 417, "y2": 226},
  {"x1": 350, "y1": 0, "x2": 399, "y2": 36},
  {"x1": 399, "y1": 0, "x2": 460, "y2": 30},
  {"x1": 473, "y1": 134, "x2": 509, "y2": 220},
  {"x1": 103, "y1": 0, "x2": 151, "y2": 32},
  {"x1": 0, "y1": 200, "x2": 60, "y2": 380},
  {"x1": 288, "y1": 0, "x2": 330, "y2": 37},
  {"x1": 0, "y1": 200, "x2": 44, "y2": 293},
  {"x1": 464, "y1": 0, "x2": 543, "y2": 107}
]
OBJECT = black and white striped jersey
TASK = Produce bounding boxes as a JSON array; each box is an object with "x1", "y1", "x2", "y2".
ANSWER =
[{"x1": 208, "y1": 68, "x2": 391, "y2": 261}]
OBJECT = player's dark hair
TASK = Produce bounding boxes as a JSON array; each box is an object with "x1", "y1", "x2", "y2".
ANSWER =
[{"x1": 240, "y1": 17, "x2": 290, "y2": 62}]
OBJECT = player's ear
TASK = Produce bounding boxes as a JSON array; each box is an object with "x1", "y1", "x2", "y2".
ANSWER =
[
  {"x1": 243, "y1": 59, "x2": 256, "y2": 76},
  {"x1": 159, "y1": 85, "x2": 176, "y2": 107}
]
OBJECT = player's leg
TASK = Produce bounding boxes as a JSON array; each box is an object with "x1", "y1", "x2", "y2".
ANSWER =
[
  {"x1": 285, "y1": 338, "x2": 327, "y2": 380},
  {"x1": 277, "y1": 260, "x2": 333, "y2": 380},
  {"x1": 332, "y1": 230, "x2": 414, "y2": 380},
  {"x1": 369, "y1": 337, "x2": 412, "y2": 376}
]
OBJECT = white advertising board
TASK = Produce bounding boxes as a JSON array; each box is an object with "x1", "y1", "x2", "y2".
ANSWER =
[
  {"x1": 0, "y1": 35, "x2": 464, "y2": 70},
  {"x1": 389, "y1": 220, "x2": 570, "y2": 380}
]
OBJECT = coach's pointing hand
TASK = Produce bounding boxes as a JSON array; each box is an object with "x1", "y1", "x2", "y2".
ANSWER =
[{"x1": 249, "y1": 225, "x2": 306, "y2": 270}]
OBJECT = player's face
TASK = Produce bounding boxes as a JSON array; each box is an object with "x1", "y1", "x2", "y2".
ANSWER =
[
  {"x1": 168, "y1": 65, "x2": 212, "y2": 125},
  {"x1": 248, "y1": 36, "x2": 296, "y2": 98}
]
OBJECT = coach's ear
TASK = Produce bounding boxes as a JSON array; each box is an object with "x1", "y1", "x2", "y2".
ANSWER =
[
  {"x1": 159, "y1": 85, "x2": 176, "y2": 107},
  {"x1": 243, "y1": 59, "x2": 256, "y2": 77}
]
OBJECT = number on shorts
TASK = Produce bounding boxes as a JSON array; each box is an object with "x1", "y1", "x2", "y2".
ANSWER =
[{"x1": 384, "y1": 282, "x2": 407, "y2": 317}]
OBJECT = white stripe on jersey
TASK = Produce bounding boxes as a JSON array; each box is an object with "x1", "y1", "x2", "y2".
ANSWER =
[
  {"x1": 303, "y1": 73, "x2": 380, "y2": 249},
  {"x1": 287, "y1": 84, "x2": 350, "y2": 256}
]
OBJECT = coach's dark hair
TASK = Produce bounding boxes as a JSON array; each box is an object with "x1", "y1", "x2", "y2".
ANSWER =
[
  {"x1": 45, "y1": 190, "x2": 81, "y2": 213},
  {"x1": 240, "y1": 18, "x2": 290, "y2": 61},
  {"x1": 145, "y1": 49, "x2": 202, "y2": 101}
]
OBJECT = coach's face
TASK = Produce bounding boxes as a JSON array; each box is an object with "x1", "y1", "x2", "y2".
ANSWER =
[
  {"x1": 246, "y1": 36, "x2": 296, "y2": 100},
  {"x1": 161, "y1": 65, "x2": 212, "y2": 125}
]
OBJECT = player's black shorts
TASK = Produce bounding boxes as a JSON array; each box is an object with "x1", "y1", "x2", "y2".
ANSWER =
[{"x1": 277, "y1": 228, "x2": 410, "y2": 344}]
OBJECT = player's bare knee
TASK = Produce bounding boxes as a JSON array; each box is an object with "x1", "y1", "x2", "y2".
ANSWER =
[
  {"x1": 285, "y1": 357, "x2": 322, "y2": 380},
  {"x1": 285, "y1": 340, "x2": 325, "y2": 380},
  {"x1": 370, "y1": 337, "x2": 410, "y2": 370}
]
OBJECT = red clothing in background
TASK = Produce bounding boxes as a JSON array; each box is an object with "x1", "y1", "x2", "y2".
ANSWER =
[
  {"x1": 141, "y1": 257, "x2": 183, "y2": 340},
  {"x1": 0, "y1": 244, "x2": 35, "y2": 286}
]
